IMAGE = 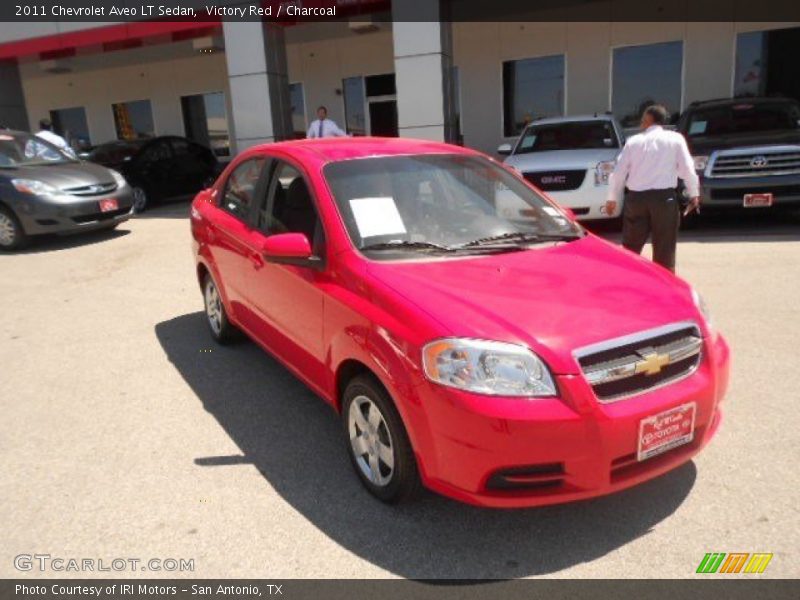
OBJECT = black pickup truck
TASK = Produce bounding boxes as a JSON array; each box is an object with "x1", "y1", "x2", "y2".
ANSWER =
[{"x1": 677, "y1": 97, "x2": 800, "y2": 210}]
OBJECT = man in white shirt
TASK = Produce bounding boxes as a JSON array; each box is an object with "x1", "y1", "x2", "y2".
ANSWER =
[
  {"x1": 605, "y1": 105, "x2": 700, "y2": 272},
  {"x1": 35, "y1": 118, "x2": 75, "y2": 157},
  {"x1": 306, "y1": 106, "x2": 347, "y2": 139}
]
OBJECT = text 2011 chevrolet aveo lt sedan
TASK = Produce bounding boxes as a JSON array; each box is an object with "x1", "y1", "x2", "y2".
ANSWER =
[{"x1": 191, "y1": 138, "x2": 730, "y2": 507}]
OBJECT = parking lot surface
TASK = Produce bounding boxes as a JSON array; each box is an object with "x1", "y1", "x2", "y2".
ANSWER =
[{"x1": 2, "y1": 206, "x2": 799, "y2": 579}]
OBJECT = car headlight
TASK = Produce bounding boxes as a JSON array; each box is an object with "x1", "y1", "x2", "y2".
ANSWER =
[
  {"x1": 11, "y1": 178, "x2": 59, "y2": 196},
  {"x1": 594, "y1": 160, "x2": 616, "y2": 185},
  {"x1": 693, "y1": 155, "x2": 709, "y2": 172},
  {"x1": 109, "y1": 169, "x2": 128, "y2": 188},
  {"x1": 692, "y1": 288, "x2": 713, "y2": 329},
  {"x1": 422, "y1": 338, "x2": 557, "y2": 397}
]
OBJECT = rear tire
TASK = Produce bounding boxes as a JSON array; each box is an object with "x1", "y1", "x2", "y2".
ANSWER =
[
  {"x1": 342, "y1": 375, "x2": 422, "y2": 503},
  {"x1": 0, "y1": 206, "x2": 29, "y2": 251},
  {"x1": 203, "y1": 273, "x2": 237, "y2": 344}
]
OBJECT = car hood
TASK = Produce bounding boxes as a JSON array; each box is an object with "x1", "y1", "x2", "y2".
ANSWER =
[
  {"x1": 687, "y1": 130, "x2": 800, "y2": 155},
  {"x1": 8, "y1": 162, "x2": 116, "y2": 191},
  {"x1": 365, "y1": 235, "x2": 701, "y2": 375},
  {"x1": 504, "y1": 148, "x2": 620, "y2": 172}
]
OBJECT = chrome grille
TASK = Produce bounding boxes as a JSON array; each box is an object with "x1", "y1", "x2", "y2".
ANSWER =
[
  {"x1": 63, "y1": 182, "x2": 118, "y2": 197},
  {"x1": 574, "y1": 322, "x2": 702, "y2": 402},
  {"x1": 708, "y1": 146, "x2": 800, "y2": 178}
]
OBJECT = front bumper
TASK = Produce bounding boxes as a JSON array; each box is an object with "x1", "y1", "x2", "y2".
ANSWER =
[
  {"x1": 546, "y1": 182, "x2": 620, "y2": 220},
  {"x1": 696, "y1": 173, "x2": 800, "y2": 208},
  {"x1": 408, "y1": 333, "x2": 730, "y2": 508},
  {"x1": 15, "y1": 188, "x2": 134, "y2": 236}
]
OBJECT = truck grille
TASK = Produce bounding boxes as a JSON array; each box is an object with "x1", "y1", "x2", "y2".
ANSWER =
[
  {"x1": 62, "y1": 182, "x2": 118, "y2": 197},
  {"x1": 523, "y1": 169, "x2": 586, "y2": 191},
  {"x1": 574, "y1": 322, "x2": 702, "y2": 402},
  {"x1": 708, "y1": 147, "x2": 800, "y2": 178}
]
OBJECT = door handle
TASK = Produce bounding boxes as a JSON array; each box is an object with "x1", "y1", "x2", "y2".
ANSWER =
[{"x1": 249, "y1": 251, "x2": 264, "y2": 270}]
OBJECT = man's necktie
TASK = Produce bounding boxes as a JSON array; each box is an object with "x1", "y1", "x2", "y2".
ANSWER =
[{"x1": 318, "y1": 120, "x2": 323, "y2": 138}]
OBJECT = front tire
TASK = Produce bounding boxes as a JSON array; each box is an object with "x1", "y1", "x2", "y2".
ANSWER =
[
  {"x1": 203, "y1": 274, "x2": 237, "y2": 344},
  {"x1": 0, "y1": 206, "x2": 29, "y2": 251},
  {"x1": 342, "y1": 375, "x2": 421, "y2": 503},
  {"x1": 132, "y1": 187, "x2": 148, "y2": 213}
]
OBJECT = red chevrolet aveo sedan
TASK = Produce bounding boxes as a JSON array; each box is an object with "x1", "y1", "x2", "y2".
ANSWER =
[{"x1": 191, "y1": 138, "x2": 730, "y2": 507}]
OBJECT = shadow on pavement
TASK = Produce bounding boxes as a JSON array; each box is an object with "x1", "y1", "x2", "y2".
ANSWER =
[
  {"x1": 135, "y1": 198, "x2": 193, "y2": 219},
  {"x1": 156, "y1": 311, "x2": 697, "y2": 579},
  {"x1": 4, "y1": 227, "x2": 130, "y2": 255}
]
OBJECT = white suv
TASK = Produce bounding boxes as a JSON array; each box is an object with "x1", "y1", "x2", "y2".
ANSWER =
[{"x1": 499, "y1": 115, "x2": 624, "y2": 220}]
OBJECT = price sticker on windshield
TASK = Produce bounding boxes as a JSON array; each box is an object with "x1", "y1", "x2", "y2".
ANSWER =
[{"x1": 349, "y1": 197, "x2": 407, "y2": 238}]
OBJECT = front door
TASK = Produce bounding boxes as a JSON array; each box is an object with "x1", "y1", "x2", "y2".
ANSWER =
[{"x1": 244, "y1": 159, "x2": 328, "y2": 391}]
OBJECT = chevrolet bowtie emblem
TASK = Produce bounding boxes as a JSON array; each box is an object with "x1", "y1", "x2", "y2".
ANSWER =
[{"x1": 634, "y1": 349, "x2": 671, "y2": 376}]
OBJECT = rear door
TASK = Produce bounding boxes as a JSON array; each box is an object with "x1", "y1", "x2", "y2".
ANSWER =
[
  {"x1": 205, "y1": 156, "x2": 270, "y2": 320},
  {"x1": 170, "y1": 137, "x2": 216, "y2": 196}
]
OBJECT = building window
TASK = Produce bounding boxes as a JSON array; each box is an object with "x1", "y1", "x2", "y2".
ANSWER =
[
  {"x1": 181, "y1": 91, "x2": 230, "y2": 157},
  {"x1": 289, "y1": 83, "x2": 307, "y2": 139},
  {"x1": 612, "y1": 41, "x2": 683, "y2": 128},
  {"x1": 112, "y1": 99, "x2": 154, "y2": 140},
  {"x1": 49, "y1": 106, "x2": 90, "y2": 152},
  {"x1": 502, "y1": 54, "x2": 565, "y2": 137},
  {"x1": 343, "y1": 76, "x2": 367, "y2": 136},
  {"x1": 735, "y1": 27, "x2": 800, "y2": 102}
]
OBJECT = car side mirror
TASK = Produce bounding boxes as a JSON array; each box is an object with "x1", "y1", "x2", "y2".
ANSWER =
[
  {"x1": 497, "y1": 143, "x2": 512, "y2": 156},
  {"x1": 260, "y1": 232, "x2": 314, "y2": 264}
]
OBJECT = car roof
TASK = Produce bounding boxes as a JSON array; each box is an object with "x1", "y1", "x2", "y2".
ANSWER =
[
  {"x1": 245, "y1": 136, "x2": 479, "y2": 164},
  {"x1": 526, "y1": 114, "x2": 617, "y2": 126}
]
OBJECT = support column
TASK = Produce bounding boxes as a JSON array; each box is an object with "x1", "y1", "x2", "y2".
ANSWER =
[
  {"x1": 392, "y1": 0, "x2": 456, "y2": 142},
  {"x1": 222, "y1": 15, "x2": 292, "y2": 153},
  {"x1": 0, "y1": 60, "x2": 30, "y2": 131}
]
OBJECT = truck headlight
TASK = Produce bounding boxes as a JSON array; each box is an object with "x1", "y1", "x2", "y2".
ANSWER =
[
  {"x1": 11, "y1": 178, "x2": 58, "y2": 196},
  {"x1": 109, "y1": 169, "x2": 128, "y2": 189},
  {"x1": 422, "y1": 338, "x2": 557, "y2": 397},
  {"x1": 693, "y1": 155, "x2": 709, "y2": 172},
  {"x1": 594, "y1": 160, "x2": 616, "y2": 185}
]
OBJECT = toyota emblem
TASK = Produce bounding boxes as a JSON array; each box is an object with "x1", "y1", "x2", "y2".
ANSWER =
[{"x1": 750, "y1": 155, "x2": 769, "y2": 168}]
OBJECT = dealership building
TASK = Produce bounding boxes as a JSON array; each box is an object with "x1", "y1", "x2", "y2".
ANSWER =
[{"x1": 0, "y1": 1, "x2": 798, "y2": 158}]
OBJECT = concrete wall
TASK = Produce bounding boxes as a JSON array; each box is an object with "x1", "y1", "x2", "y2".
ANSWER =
[
  {"x1": 20, "y1": 50, "x2": 231, "y2": 145},
  {"x1": 13, "y1": 21, "x2": 800, "y2": 154}
]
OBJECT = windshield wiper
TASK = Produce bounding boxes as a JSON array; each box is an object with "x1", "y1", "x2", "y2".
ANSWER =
[
  {"x1": 360, "y1": 240, "x2": 455, "y2": 252},
  {"x1": 459, "y1": 231, "x2": 583, "y2": 248}
]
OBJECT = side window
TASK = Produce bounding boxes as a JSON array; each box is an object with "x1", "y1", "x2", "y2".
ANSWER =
[
  {"x1": 222, "y1": 158, "x2": 266, "y2": 220},
  {"x1": 258, "y1": 161, "x2": 321, "y2": 246},
  {"x1": 139, "y1": 141, "x2": 171, "y2": 164}
]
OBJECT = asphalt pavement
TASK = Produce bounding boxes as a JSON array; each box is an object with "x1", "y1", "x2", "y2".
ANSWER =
[{"x1": 1, "y1": 205, "x2": 798, "y2": 579}]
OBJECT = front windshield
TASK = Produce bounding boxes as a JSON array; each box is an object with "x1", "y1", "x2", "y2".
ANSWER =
[
  {"x1": 323, "y1": 154, "x2": 582, "y2": 257},
  {"x1": 685, "y1": 102, "x2": 800, "y2": 137},
  {"x1": 515, "y1": 121, "x2": 619, "y2": 154},
  {"x1": 0, "y1": 132, "x2": 74, "y2": 167}
]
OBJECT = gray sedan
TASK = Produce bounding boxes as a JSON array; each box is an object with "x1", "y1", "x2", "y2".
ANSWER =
[{"x1": 0, "y1": 131, "x2": 134, "y2": 250}]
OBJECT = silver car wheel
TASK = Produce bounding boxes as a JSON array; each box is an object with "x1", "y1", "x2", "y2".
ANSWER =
[
  {"x1": 132, "y1": 187, "x2": 147, "y2": 213},
  {"x1": 204, "y1": 278, "x2": 222, "y2": 336},
  {"x1": 0, "y1": 212, "x2": 17, "y2": 247},
  {"x1": 348, "y1": 395, "x2": 395, "y2": 487}
]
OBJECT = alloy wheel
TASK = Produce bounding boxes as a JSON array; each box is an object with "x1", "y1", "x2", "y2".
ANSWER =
[
  {"x1": 0, "y1": 212, "x2": 17, "y2": 247},
  {"x1": 348, "y1": 395, "x2": 395, "y2": 487},
  {"x1": 204, "y1": 278, "x2": 222, "y2": 336}
]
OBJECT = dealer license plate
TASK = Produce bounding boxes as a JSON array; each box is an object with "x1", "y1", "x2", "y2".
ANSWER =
[
  {"x1": 98, "y1": 198, "x2": 119, "y2": 213},
  {"x1": 743, "y1": 193, "x2": 773, "y2": 208},
  {"x1": 637, "y1": 402, "x2": 696, "y2": 462}
]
